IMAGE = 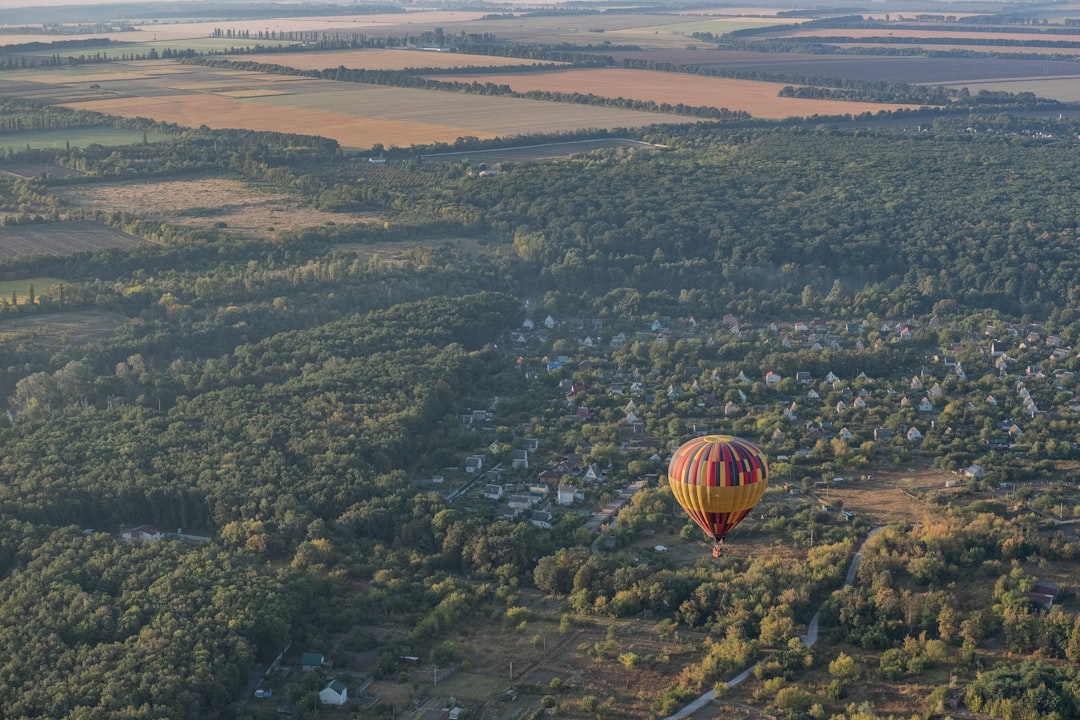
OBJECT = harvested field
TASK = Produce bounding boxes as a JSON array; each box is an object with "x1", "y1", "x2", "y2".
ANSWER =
[
  {"x1": 433, "y1": 68, "x2": 925, "y2": 118},
  {"x1": 0, "y1": 220, "x2": 144, "y2": 260},
  {"x1": 65, "y1": 91, "x2": 500, "y2": 148},
  {"x1": 56, "y1": 178, "x2": 379, "y2": 237},
  {"x1": 0, "y1": 310, "x2": 129, "y2": 351},
  {"x1": 231, "y1": 48, "x2": 565, "y2": 72}
]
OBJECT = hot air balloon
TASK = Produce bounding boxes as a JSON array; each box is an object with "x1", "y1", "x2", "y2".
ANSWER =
[{"x1": 668, "y1": 434, "x2": 769, "y2": 557}]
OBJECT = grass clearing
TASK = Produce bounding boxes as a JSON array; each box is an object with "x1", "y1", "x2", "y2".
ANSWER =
[
  {"x1": 0, "y1": 127, "x2": 169, "y2": 152},
  {"x1": 0, "y1": 309, "x2": 129, "y2": 350},
  {"x1": 0, "y1": 277, "x2": 61, "y2": 304},
  {"x1": 56, "y1": 178, "x2": 380, "y2": 237}
]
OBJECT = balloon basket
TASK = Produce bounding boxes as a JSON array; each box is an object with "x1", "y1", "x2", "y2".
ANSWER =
[{"x1": 712, "y1": 544, "x2": 723, "y2": 558}]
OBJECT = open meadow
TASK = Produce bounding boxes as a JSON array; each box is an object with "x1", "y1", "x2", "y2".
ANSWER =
[
  {"x1": 56, "y1": 178, "x2": 381, "y2": 237},
  {"x1": 0, "y1": 309, "x2": 129, "y2": 351},
  {"x1": 0, "y1": 277, "x2": 60, "y2": 304},
  {"x1": 0, "y1": 126, "x2": 169, "y2": 153}
]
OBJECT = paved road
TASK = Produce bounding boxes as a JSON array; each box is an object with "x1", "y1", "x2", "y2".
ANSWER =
[{"x1": 663, "y1": 527, "x2": 883, "y2": 720}]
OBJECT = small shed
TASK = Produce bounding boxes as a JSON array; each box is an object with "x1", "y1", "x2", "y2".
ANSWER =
[{"x1": 301, "y1": 652, "x2": 326, "y2": 672}]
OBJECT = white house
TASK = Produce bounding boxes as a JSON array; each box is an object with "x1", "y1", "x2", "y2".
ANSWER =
[
  {"x1": 906, "y1": 427, "x2": 923, "y2": 442},
  {"x1": 465, "y1": 455, "x2": 484, "y2": 474},
  {"x1": 512, "y1": 449, "x2": 529, "y2": 469},
  {"x1": 557, "y1": 485, "x2": 576, "y2": 505},
  {"x1": 319, "y1": 680, "x2": 347, "y2": 706}
]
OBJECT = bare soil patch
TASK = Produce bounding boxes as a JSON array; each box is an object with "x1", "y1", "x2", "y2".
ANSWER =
[
  {"x1": 433, "y1": 68, "x2": 926, "y2": 119},
  {"x1": 0, "y1": 220, "x2": 143, "y2": 259},
  {"x1": 56, "y1": 178, "x2": 380, "y2": 237}
]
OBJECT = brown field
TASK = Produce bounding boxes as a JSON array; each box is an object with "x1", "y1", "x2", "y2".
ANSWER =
[
  {"x1": 232, "y1": 48, "x2": 565, "y2": 72},
  {"x1": 433, "y1": 68, "x2": 925, "y2": 119},
  {"x1": 67, "y1": 91, "x2": 501, "y2": 148},
  {"x1": 56, "y1": 178, "x2": 379, "y2": 237},
  {"x1": 0, "y1": 220, "x2": 144, "y2": 259},
  {"x1": 0, "y1": 310, "x2": 129, "y2": 351}
]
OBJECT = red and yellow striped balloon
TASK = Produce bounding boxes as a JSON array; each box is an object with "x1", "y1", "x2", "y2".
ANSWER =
[{"x1": 668, "y1": 435, "x2": 769, "y2": 551}]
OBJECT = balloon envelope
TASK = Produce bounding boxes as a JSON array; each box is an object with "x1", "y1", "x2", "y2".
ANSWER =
[{"x1": 668, "y1": 435, "x2": 769, "y2": 546}]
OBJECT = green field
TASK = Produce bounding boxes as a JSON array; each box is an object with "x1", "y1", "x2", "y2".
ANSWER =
[
  {"x1": 0, "y1": 277, "x2": 61, "y2": 304},
  {"x1": 634, "y1": 18, "x2": 799, "y2": 35},
  {"x1": 0, "y1": 127, "x2": 170, "y2": 151},
  {"x1": 28, "y1": 38, "x2": 289, "y2": 59}
]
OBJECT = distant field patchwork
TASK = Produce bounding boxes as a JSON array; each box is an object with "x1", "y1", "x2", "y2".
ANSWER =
[{"x1": 0, "y1": 60, "x2": 695, "y2": 149}]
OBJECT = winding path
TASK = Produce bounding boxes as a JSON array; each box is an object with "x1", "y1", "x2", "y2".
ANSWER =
[{"x1": 663, "y1": 527, "x2": 884, "y2": 720}]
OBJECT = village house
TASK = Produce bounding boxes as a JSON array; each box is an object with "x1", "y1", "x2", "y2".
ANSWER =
[{"x1": 319, "y1": 680, "x2": 348, "y2": 706}]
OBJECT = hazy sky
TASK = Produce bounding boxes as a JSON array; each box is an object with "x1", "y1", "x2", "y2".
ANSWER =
[{"x1": 0, "y1": 0, "x2": 175, "y2": 7}]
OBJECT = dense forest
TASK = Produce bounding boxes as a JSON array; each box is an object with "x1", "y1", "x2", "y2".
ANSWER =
[{"x1": 0, "y1": 87, "x2": 1079, "y2": 719}]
